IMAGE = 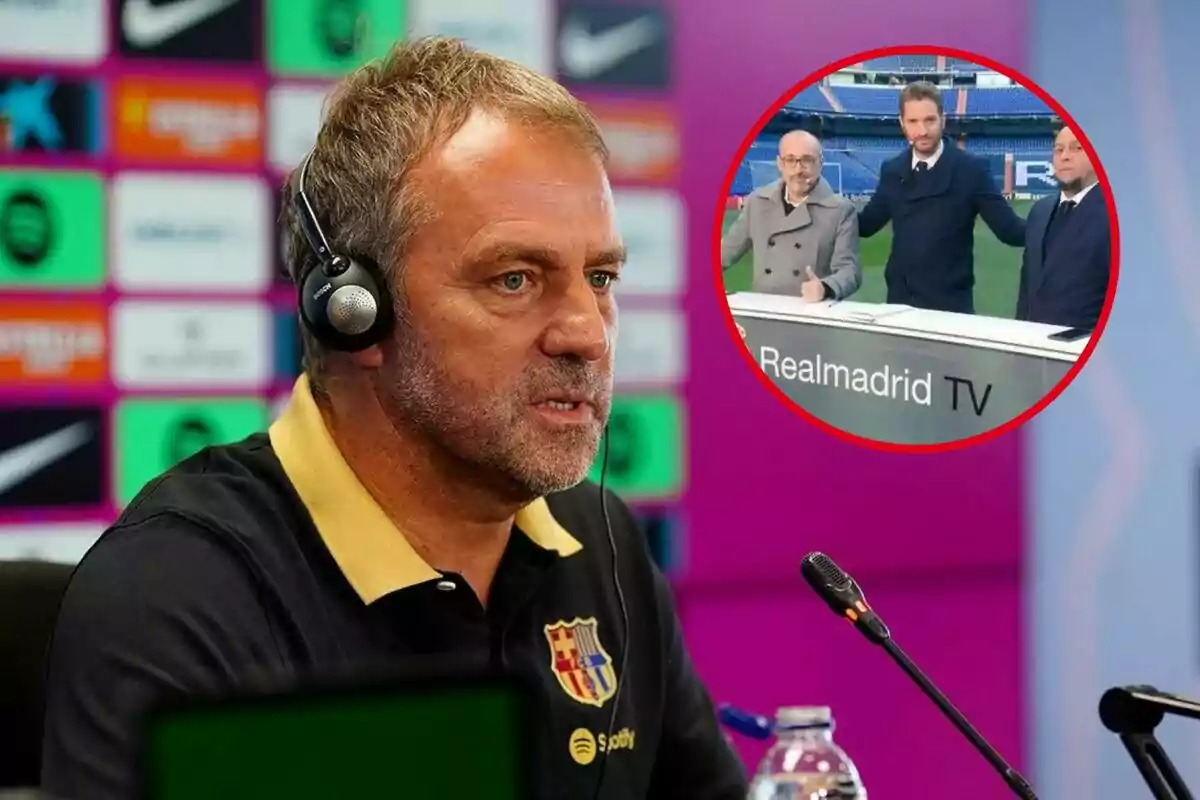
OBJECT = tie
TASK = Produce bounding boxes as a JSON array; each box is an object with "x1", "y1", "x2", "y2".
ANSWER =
[
  {"x1": 914, "y1": 161, "x2": 928, "y2": 175},
  {"x1": 1044, "y1": 199, "x2": 1077, "y2": 252}
]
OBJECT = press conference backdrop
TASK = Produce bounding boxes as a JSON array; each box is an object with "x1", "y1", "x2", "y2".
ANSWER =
[
  {"x1": 0, "y1": 2, "x2": 1032, "y2": 799},
  {"x1": 8, "y1": 3, "x2": 1172, "y2": 800},
  {"x1": 0, "y1": 0, "x2": 686, "y2": 562}
]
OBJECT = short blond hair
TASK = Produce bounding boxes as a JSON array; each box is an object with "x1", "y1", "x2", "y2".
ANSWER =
[{"x1": 280, "y1": 36, "x2": 608, "y2": 395}]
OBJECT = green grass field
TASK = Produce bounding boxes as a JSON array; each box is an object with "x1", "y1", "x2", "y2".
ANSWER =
[{"x1": 720, "y1": 199, "x2": 1033, "y2": 319}]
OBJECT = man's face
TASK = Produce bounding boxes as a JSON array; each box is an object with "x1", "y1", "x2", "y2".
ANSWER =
[
  {"x1": 1052, "y1": 127, "x2": 1095, "y2": 193},
  {"x1": 776, "y1": 136, "x2": 821, "y2": 197},
  {"x1": 900, "y1": 98, "x2": 943, "y2": 155},
  {"x1": 379, "y1": 110, "x2": 621, "y2": 500}
]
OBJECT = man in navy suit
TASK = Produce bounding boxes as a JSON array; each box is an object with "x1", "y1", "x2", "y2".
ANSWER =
[
  {"x1": 858, "y1": 82, "x2": 1026, "y2": 314},
  {"x1": 1015, "y1": 125, "x2": 1110, "y2": 329}
]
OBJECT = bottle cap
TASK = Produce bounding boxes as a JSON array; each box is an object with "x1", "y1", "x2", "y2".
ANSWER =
[{"x1": 776, "y1": 706, "x2": 834, "y2": 730}]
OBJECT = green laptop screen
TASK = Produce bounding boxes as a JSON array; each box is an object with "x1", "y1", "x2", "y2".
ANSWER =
[{"x1": 142, "y1": 679, "x2": 528, "y2": 800}]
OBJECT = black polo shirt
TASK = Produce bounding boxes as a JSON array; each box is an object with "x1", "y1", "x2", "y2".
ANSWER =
[{"x1": 40, "y1": 377, "x2": 747, "y2": 799}]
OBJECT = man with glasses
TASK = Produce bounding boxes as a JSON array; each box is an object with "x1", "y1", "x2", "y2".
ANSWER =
[{"x1": 721, "y1": 129, "x2": 861, "y2": 301}]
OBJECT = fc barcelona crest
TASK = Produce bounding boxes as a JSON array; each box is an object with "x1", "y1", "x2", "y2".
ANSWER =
[{"x1": 544, "y1": 617, "x2": 618, "y2": 708}]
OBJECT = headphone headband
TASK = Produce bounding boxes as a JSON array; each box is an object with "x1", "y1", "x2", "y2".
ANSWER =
[{"x1": 292, "y1": 151, "x2": 334, "y2": 265}]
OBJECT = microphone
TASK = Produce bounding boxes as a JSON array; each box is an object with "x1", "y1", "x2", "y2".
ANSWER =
[
  {"x1": 1100, "y1": 685, "x2": 1200, "y2": 733},
  {"x1": 1098, "y1": 685, "x2": 1198, "y2": 800},
  {"x1": 800, "y1": 552, "x2": 1038, "y2": 800}
]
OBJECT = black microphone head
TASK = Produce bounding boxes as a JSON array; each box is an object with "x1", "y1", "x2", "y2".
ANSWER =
[
  {"x1": 801, "y1": 552, "x2": 861, "y2": 614},
  {"x1": 1099, "y1": 686, "x2": 1165, "y2": 734},
  {"x1": 802, "y1": 552, "x2": 848, "y2": 588},
  {"x1": 800, "y1": 552, "x2": 891, "y2": 644}
]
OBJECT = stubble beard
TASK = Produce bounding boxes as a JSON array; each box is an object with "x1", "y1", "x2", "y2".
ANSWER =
[
  {"x1": 378, "y1": 318, "x2": 612, "y2": 501},
  {"x1": 1057, "y1": 175, "x2": 1084, "y2": 194}
]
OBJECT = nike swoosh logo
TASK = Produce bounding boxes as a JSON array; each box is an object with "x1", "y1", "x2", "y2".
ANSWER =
[
  {"x1": 559, "y1": 15, "x2": 660, "y2": 80},
  {"x1": 0, "y1": 422, "x2": 93, "y2": 497},
  {"x1": 122, "y1": 0, "x2": 239, "y2": 49}
]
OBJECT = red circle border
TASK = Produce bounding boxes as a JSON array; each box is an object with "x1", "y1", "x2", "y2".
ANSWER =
[{"x1": 710, "y1": 44, "x2": 1122, "y2": 455}]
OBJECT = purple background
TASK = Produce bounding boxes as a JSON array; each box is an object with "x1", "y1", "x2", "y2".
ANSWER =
[{"x1": 672, "y1": 3, "x2": 1028, "y2": 795}]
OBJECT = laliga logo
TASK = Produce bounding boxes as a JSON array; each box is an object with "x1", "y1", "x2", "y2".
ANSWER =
[{"x1": 1015, "y1": 160, "x2": 1057, "y2": 188}]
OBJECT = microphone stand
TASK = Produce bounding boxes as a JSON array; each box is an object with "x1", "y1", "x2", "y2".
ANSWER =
[
  {"x1": 1099, "y1": 686, "x2": 1198, "y2": 800},
  {"x1": 881, "y1": 639, "x2": 1038, "y2": 800},
  {"x1": 798, "y1": 552, "x2": 1038, "y2": 800}
]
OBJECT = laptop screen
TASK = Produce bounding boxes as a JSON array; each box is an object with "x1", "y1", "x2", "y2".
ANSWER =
[{"x1": 140, "y1": 674, "x2": 530, "y2": 799}]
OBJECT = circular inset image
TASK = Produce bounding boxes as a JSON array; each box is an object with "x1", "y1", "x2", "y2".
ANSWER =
[{"x1": 714, "y1": 46, "x2": 1119, "y2": 452}]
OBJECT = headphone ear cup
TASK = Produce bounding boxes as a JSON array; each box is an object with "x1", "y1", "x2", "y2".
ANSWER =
[{"x1": 298, "y1": 255, "x2": 395, "y2": 352}]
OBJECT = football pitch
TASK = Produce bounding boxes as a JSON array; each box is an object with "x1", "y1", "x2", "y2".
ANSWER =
[{"x1": 719, "y1": 199, "x2": 1033, "y2": 319}]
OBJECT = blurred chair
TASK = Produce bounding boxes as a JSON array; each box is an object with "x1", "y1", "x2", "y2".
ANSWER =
[{"x1": 0, "y1": 561, "x2": 74, "y2": 789}]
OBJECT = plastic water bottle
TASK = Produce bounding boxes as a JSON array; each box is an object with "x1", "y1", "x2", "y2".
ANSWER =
[{"x1": 747, "y1": 706, "x2": 867, "y2": 799}]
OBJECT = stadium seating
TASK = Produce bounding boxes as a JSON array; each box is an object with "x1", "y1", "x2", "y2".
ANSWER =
[
  {"x1": 965, "y1": 86, "x2": 1052, "y2": 116},
  {"x1": 851, "y1": 56, "x2": 991, "y2": 74},
  {"x1": 829, "y1": 86, "x2": 970, "y2": 117},
  {"x1": 830, "y1": 87, "x2": 907, "y2": 116},
  {"x1": 861, "y1": 55, "x2": 937, "y2": 71},
  {"x1": 793, "y1": 85, "x2": 1049, "y2": 118},
  {"x1": 969, "y1": 136, "x2": 1054, "y2": 153},
  {"x1": 945, "y1": 58, "x2": 986, "y2": 72},
  {"x1": 784, "y1": 84, "x2": 832, "y2": 113}
]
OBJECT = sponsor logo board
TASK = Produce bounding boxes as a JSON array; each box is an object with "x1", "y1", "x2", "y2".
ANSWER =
[
  {"x1": 115, "y1": 0, "x2": 260, "y2": 63},
  {"x1": 266, "y1": 0, "x2": 407, "y2": 78},
  {"x1": 0, "y1": 404, "x2": 105, "y2": 510},
  {"x1": 586, "y1": 394, "x2": 683, "y2": 500},
  {"x1": 113, "y1": 75, "x2": 263, "y2": 166},
  {"x1": 112, "y1": 300, "x2": 272, "y2": 389},
  {"x1": 112, "y1": 172, "x2": 271, "y2": 291},
  {"x1": 0, "y1": 0, "x2": 107, "y2": 65},
  {"x1": 613, "y1": 188, "x2": 683, "y2": 297},
  {"x1": 587, "y1": 99, "x2": 678, "y2": 184},
  {"x1": 266, "y1": 84, "x2": 328, "y2": 173},
  {"x1": 0, "y1": 523, "x2": 106, "y2": 563},
  {"x1": 0, "y1": 169, "x2": 105, "y2": 289},
  {"x1": 613, "y1": 309, "x2": 685, "y2": 388},
  {"x1": 0, "y1": 299, "x2": 107, "y2": 384},
  {"x1": 113, "y1": 397, "x2": 268, "y2": 505},
  {"x1": 410, "y1": 0, "x2": 551, "y2": 75},
  {"x1": 556, "y1": 3, "x2": 671, "y2": 90},
  {"x1": 0, "y1": 73, "x2": 101, "y2": 154}
]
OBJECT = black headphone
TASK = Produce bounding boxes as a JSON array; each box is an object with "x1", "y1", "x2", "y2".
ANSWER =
[{"x1": 290, "y1": 150, "x2": 395, "y2": 352}]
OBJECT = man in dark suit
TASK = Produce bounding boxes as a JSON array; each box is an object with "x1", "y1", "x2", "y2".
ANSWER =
[
  {"x1": 1015, "y1": 125, "x2": 1110, "y2": 329},
  {"x1": 858, "y1": 82, "x2": 1026, "y2": 314}
]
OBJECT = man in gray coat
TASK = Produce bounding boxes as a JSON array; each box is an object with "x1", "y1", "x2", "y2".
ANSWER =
[{"x1": 721, "y1": 130, "x2": 861, "y2": 301}]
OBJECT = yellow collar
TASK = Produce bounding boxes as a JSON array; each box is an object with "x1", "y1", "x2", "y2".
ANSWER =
[{"x1": 268, "y1": 375, "x2": 583, "y2": 604}]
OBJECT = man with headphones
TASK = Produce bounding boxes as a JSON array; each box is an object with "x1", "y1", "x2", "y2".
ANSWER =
[{"x1": 40, "y1": 37, "x2": 746, "y2": 800}]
